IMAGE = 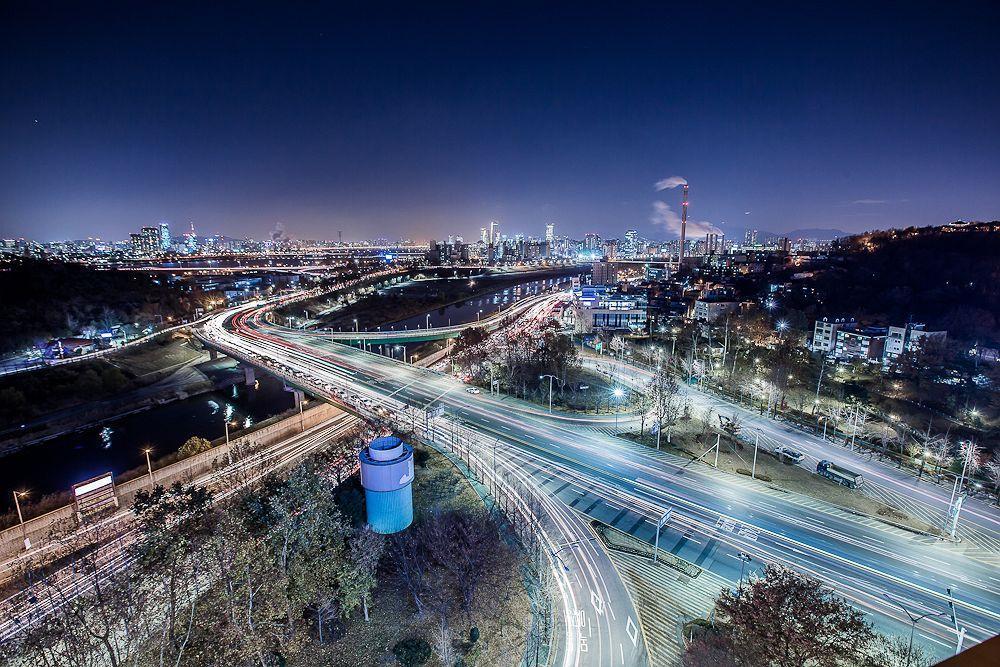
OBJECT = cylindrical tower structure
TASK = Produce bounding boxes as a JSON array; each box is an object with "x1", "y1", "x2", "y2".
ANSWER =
[
  {"x1": 679, "y1": 184, "x2": 689, "y2": 264},
  {"x1": 359, "y1": 436, "x2": 414, "y2": 534}
]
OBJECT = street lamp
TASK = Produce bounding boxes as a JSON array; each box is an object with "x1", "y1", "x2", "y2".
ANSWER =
[
  {"x1": 612, "y1": 386, "x2": 624, "y2": 433},
  {"x1": 882, "y1": 593, "x2": 945, "y2": 667},
  {"x1": 142, "y1": 448, "x2": 155, "y2": 487},
  {"x1": 652, "y1": 508, "x2": 672, "y2": 564},
  {"x1": 13, "y1": 491, "x2": 30, "y2": 550},
  {"x1": 539, "y1": 374, "x2": 556, "y2": 413}
]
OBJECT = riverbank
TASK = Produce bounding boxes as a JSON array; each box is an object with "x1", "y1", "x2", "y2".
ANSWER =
[{"x1": 0, "y1": 334, "x2": 229, "y2": 455}]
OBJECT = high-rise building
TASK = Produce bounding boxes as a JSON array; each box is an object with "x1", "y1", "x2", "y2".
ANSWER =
[
  {"x1": 480, "y1": 227, "x2": 489, "y2": 244},
  {"x1": 131, "y1": 226, "x2": 161, "y2": 256},
  {"x1": 545, "y1": 223, "x2": 555, "y2": 244},
  {"x1": 584, "y1": 233, "x2": 602, "y2": 254},
  {"x1": 592, "y1": 261, "x2": 619, "y2": 285},
  {"x1": 623, "y1": 229, "x2": 639, "y2": 257},
  {"x1": 183, "y1": 221, "x2": 198, "y2": 253},
  {"x1": 158, "y1": 222, "x2": 171, "y2": 251},
  {"x1": 489, "y1": 220, "x2": 500, "y2": 245}
]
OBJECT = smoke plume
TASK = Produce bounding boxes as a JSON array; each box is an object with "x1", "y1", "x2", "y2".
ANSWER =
[
  {"x1": 654, "y1": 175, "x2": 688, "y2": 191},
  {"x1": 650, "y1": 201, "x2": 721, "y2": 237}
]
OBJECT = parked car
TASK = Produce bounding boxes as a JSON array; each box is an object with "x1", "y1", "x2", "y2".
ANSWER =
[{"x1": 466, "y1": 387, "x2": 481, "y2": 394}]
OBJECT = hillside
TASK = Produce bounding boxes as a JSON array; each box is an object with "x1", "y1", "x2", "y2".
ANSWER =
[
  {"x1": 0, "y1": 257, "x2": 217, "y2": 355},
  {"x1": 809, "y1": 222, "x2": 1000, "y2": 341}
]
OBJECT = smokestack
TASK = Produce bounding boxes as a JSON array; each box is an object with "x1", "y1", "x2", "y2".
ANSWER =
[{"x1": 679, "y1": 184, "x2": 689, "y2": 264}]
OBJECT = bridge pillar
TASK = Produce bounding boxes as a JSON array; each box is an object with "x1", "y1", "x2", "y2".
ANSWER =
[
  {"x1": 242, "y1": 364, "x2": 256, "y2": 385},
  {"x1": 284, "y1": 385, "x2": 305, "y2": 410}
]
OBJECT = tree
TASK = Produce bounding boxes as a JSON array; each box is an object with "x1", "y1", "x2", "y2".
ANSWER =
[
  {"x1": 336, "y1": 525, "x2": 386, "y2": 623},
  {"x1": 179, "y1": 435, "x2": 213, "y2": 457},
  {"x1": 132, "y1": 482, "x2": 214, "y2": 664},
  {"x1": 865, "y1": 634, "x2": 932, "y2": 667},
  {"x1": 393, "y1": 637, "x2": 431, "y2": 666},
  {"x1": 984, "y1": 455, "x2": 1000, "y2": 506},
  {"x1": 650, "y1": 368, "x2": 683, "y2": 448},
  {"x1": 685, "y1": 565, "x2": 876, "y2": 667}
]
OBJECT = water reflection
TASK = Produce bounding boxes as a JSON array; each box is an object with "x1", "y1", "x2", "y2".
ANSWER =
[{"x1": 0, "y1": 374, "x2": 294, "y2": 512}]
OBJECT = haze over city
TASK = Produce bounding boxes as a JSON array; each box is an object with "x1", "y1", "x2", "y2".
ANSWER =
[{"x1": 3, "y1": 2, "x2": 999, "y2": 242}]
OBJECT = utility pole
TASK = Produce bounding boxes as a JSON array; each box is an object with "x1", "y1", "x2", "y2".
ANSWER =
[
  {"x1": 539, "y1": 374, "x2": 556, "y2": 413},
  {"x1": 751, "y1": 432, "x2": 759, "y2": 479},
  {"x1": 947, "y1": 588, "x2": 968, "y2": 655}
]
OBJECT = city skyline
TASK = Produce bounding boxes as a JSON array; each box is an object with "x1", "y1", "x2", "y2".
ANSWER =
[{"x1": 3, "y1": 3, "x2": 998, "y2": 242}]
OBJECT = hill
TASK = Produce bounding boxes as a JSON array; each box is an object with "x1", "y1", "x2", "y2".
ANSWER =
[
  {"x1": 808, "y1": 222, "x2": 1000, "y2": 341},
  {"x1": 0, "y1": 257, "x2": 218, "y2": 355}
]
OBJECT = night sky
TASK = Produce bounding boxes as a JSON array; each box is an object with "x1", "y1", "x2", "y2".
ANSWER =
[{"x1": 2, "y1": 2, "x2": 998, "y2": 242}]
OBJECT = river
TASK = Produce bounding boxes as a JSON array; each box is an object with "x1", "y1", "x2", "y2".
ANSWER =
[{"x1": 0, "y1": 374, "x2": 293, "y2": 513}]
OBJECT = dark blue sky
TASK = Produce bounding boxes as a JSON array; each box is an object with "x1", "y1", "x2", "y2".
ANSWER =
[{"x1": 2, "y1": 2, "x2": 998, "y2": 242}]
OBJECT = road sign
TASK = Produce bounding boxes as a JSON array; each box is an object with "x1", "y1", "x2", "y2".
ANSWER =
[
  {"x1": 73, "y1": 472, "x2": 119, "y2": 523},
  {"x1": 426, "y1": 404, "x2": 445, "y2": 420}
]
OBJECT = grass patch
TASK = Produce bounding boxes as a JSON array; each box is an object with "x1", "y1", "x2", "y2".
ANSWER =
[{"x1": 591, "y1": 519, "x2": 702, "y2": 579}]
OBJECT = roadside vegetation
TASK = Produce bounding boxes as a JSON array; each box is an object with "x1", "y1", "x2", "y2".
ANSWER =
[
  {"x1": 0, "y1": 437, "x2": 532, "y2": 667},
  {"x1": 683, "y1": 565, "x2": 932, "y2": 667},
  {"x1": 0, "y1": 332, "x2": 207, "y2": 434}
]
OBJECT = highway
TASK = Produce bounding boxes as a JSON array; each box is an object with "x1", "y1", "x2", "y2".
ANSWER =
[{"x1": 201, "y1": 294, "x2": 1000, "y2": 664}]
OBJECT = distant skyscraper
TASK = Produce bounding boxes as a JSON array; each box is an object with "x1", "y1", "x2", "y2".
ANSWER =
[
  {"x1": 545, "y1": 222, "x2": 555, "y2": 244},
  {"x1": 158, "y1": 222, "x2": 171, "y2": 251},
  {"x1": 584, "y1": 233, "x2": 601, "y2": 254},
  {"x1": 480, "y1": 226, "x2": 488, "y2": 244},
  {"x1": 623, "y1": 229, "x2": 638, "y2": 257},
  {"x1": 184, "y1": 221, "x2": 198, "y2": 253},
  {"x1": 132, "y1": 226, "x2": 160, "y2": 256},
  {"x1": 489, "y1": 220, "x2": 500, "y2": 245}
]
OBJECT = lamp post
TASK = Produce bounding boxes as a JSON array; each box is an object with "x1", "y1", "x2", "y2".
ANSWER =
[
  {"x1": 612, "y1": 387, "x2": 624, "y2": 433},
  {"x1": 539, "y1": 374, "x2": 556, "y2": 413},
  {"x1": 736, "y1": 552, "x2": 752, "y2": 595},
  {"x1": 224, "y1": 418, "x2": 238, "y2": 464},
  {"x1": 882, "y1": 594, "x2": 945, "y2": 667},
  {"x1": 813, "y1": 355, "x2": 827, "y2": 414},
  {"x1": 143, "y1": 448, "x2": 155, "y2": 487},
  {"x1": 13, "y1": 491, "x2": 30, "y2": 550}
]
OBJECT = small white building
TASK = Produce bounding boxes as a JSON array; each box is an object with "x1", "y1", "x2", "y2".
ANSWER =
[{"x1": 884, "y1": 324, "x2": 947, "y2": 360}]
